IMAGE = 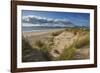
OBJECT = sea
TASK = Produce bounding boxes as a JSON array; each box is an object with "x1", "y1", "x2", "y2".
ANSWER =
[{"x1": 22, "y1": 26, "x2": 66, "y2": 32}]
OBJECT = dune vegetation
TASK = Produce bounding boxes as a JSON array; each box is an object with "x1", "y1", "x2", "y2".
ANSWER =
[{"x1": 22, "y1": 28, "x2": 90, "y2": 62}]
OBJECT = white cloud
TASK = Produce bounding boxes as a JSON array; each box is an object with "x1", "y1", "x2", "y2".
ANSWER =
[{"x1": 22, "y1": 15, "x2": 74, "y2": 27}]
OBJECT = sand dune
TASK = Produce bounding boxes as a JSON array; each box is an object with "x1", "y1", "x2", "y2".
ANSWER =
[{"x1": 22, "y1": 28, "x2": 90, "y2": 61}]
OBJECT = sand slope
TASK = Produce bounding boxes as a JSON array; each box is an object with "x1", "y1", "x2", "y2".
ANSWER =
[{"x1": 22, "y1": 29, "x2": 89, "y2": 60}]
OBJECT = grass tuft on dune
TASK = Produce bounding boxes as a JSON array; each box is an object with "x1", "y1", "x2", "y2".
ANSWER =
[{"x1": 22, "y1": 28, "x2": 90, "y2": 61}]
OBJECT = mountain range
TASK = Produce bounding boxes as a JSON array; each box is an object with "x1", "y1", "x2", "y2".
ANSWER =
[{"x1": 22, "y1": 15, "x2": 76, "y2": 28}]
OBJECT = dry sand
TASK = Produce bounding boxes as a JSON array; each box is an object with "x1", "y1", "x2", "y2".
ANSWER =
[
  {"x1": 22, "y1": 29, "x2": 89, "y2": 60},
  {"x1": 22, "y1": 29, "x2": 64, "y2": 37}
]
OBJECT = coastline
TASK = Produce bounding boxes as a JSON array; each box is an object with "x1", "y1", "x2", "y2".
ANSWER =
[{"x1": 22, "y1": 29, "x2": 65, "y2": 37}]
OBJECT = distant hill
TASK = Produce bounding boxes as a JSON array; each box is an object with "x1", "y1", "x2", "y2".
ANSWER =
[{"x1": 22, "y1": 15, "x2": 76, "y2": 28}]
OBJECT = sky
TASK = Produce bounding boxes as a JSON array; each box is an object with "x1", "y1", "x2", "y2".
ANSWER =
[{"x1": 22, "y1": 10, "x2": 90, "y2": 27}]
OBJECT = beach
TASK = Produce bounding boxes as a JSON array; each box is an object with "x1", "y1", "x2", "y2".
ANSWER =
[{"x1": 22, "y1": 28, "x2": 90, "y2": 62}]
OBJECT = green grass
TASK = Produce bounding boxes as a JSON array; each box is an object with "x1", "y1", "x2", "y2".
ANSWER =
[
  {"x1": 65, "y1": 28, "x2": 90, "y2": 48},
  {"x1": 51, "y1": 44, "x2": 76, "y2": 61},
  {"x1": 34, "y1": 40, "x2": 53, "y2": 60},
  {"x1": 52, "y1": 31, "x2": 89, "y2": 60},
  {"x1": 35, "y1": 40, "x2": 45, "y2": 48},
  {"x1": 22, "y1": 37, "x2": 52, "y2": 62},
  {"x1": 22, "y1": 37, "x2": 33, "y2": 52},
  {"x1": 35, "y1": 40, "x2": 50, "y2": 52},
  {"x1": 75, "y1": 33, "x2": 90, "y2": 48},
  {"x1": 52, "y1": 30, "x2": 63, "y2": 36},
  {"x1": 58, "y1": 45, "x2": 76, "y2": 60}
]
